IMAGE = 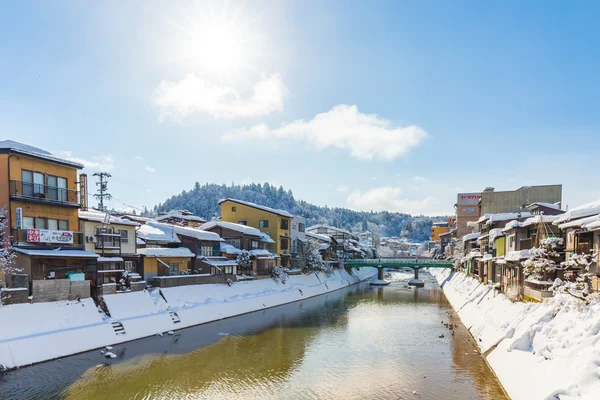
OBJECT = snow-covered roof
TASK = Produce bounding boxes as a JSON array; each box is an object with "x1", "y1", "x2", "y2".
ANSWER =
[
  {"x1": 198, "y1": 258, "x2": 238, "y2": 267},
  {"x1": 199, "y1": 220, "x2": 262, "y2": 236},
  {"x1": 306, "y1": 231, "x2": 332, "y2": 242},
  {"x1": 137, "y1": 222, "x2": 181, "y2": 244},
  {"x1": 521, "y1": 215, "x2": 560, "y2": 228},
  {"x1": 307, "y1": 224, "x2": 351, "y2": 235},
  {"x1": 155, "y1": 210, "x2": 206, "y2": 223},
  {"x1": 152, "y1": 222, "x2": 222, "y2": 242},
  {"x1": 136, "y1": 237, "x2": 146, "y2": 245},
  {"x1": 481, "y1": 212, "x2": 533, "y2": 225},
  {"x1": 259, "y1": 232, "x2": 275, "y2": 243},
  {"x1": 466, "y1": 220, "x2": 479, "y2": 227},
  {"x1": 476, "y1": 233, "x2": 489, "y2": 243},
  {"x1": 581, "y1": 216, "x2": 600, "y2": 231},
  {"x1": 13, "y1": 248, "x2": 99, "y2": 258},
  {"x1": 489, "y1": 228, "x2": 505, "y2": 243},
  {"x1": 319, "y1": 243, "x2": 331, "y2": 250},
  {"x1": 525, "y1": 202, "x2": 562, "y2": 211},
  {"x1": 121, "y1": 215, "x2": 152, "y2": 223},
  {"x1": 218, "y1": 198, "x2": 293, "y2": 218},
  {"x1": 0, "y1": 140, "x2": 84, "y2": 169},
  {"x1": 137, "y1": 247, "x2": 195, "y2": 258},
  {"x1": 502, "y1": 220, "x2": 523, "y2": 232},
  {"x1": 97, "y1": 257, "x2": 124, "y2": 262},
  {"x1": 482, "y1": 253, "x2": 493, "y2": 261},
  {"x1": 505, "y1": 249, "x2": 531, "y2": 262},
  {"x1": 79, "y1": 209, "x2": 140, "y2": 226},
  {"x1": 249, "y1": 249, "x2": 273, "y2": 257},
  {"x1": 462, "y1": 232, "x2": 481, "y2": 241},
  {"x1": 554, "y1": 200, "x2": 600, "y2": 225},
  {"x1": 220, "y1": 242, "x2": 242, "y2": 255},
  {"x1": 557, "y1": 214, "x2": 600, "y2": 230}
]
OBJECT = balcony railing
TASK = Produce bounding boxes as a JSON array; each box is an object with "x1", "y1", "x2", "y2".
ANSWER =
[
  {"x1": 11, "y1": 229, "x2": 84, "y2": 249},
  {"x1": 9, "y1": 180, "x2": 79, "y2": 207}
]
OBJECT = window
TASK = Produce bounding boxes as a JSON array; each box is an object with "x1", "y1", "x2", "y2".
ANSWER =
[
  {"x1": 259, "y1": 220, "x2": 269, "y2": 228},
  {"x1": 121, "y1": 230, "x2": 129, "y2": 243},
  {"x1": 58, "y1": 220, "x2": 68, "y2": 230},
  {"x1": 232, "y1": 206, "x2": 237, "y2": 212},
  {"x1": 201, "y1": 245, "x2": 213, "y2": 256},
  {"x1": 225, "y1": 239, "x2": 241, "y2": 248},
  {"x1": 23, "y1": 217, "x2": 34, "y2": 229},
  {"x1": 251, "y1": 240, "x2": 259, "y2": 249},
  {"x1": 47, "y1": 219, "x2": 58, "y2": 230},
  {"x1": 125, "y1": 261, "x2": 133, "y2": 272},
  {"x1": 22, "y1": 170, "x2": 33, "y2": 196},
  {"x1": 223, "y1": 265, "x2": 234, "y2": 275},
  {"x1": 298, "y1": 223, "x2": 305, "y2": 233},
  {"x1": 47, "y1": 175, "x2": 57, "y2": 200},
  {"x1": 35, "y1": 217, "x2": 46, "y2": 229},
  {"x1": 238, "y1": 221, "x2": 247, "y2": 225},
  {"x1": 281, "y1": 238, "x2": 289, "y2": 251},
  {"x1": 169, "y1": 263, "x2": 180, "y2": 275},
  {"x1": 509, "y1": 235, "x2": 515, "y2": 248},
  {"x1": 280, "y1": 219, "x2": 289, "y2": 230},
  {"x1": 463, "y1": 207, "x2": 476, "y2": 213},
  {"x1": 33, "y1": 172, "x2": 45, "y2": 196},
  {"x1": 96, "y1": 227, "x2": 120, "y2": 248}
]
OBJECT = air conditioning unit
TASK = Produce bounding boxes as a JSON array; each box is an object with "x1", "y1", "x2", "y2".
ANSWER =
[{"x1": 88, "y1": 236, "x2": 95, "y2": 242}]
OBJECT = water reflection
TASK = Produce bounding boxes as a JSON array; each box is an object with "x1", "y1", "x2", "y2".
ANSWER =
[{"x1": 0, "y1": 272, "x2": 507, "y2": 400}]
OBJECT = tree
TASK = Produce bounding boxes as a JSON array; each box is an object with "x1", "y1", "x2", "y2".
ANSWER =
[
  {"x1": 0, "y1": 207, "x2": 18, "y2": 283},
  {"x1": 450, "y1": 238, "x2": 465, "y2": 269},
  {"x1": 236, "y1": 250, "x2": 252, "y2": 272},
  {"x1": 556, "y1": 251, "x2": 599, "y2": 300},
  {"x1": 299, "y1": 240, "x2": 332, "y2": 275},
  {"x1": 522, "y1": 237, "x2": 563, "y2": 281}
]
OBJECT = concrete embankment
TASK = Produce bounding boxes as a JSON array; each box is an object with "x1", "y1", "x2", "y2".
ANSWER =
[{"x1": 0, "y1": 267, "x2": 376, "y2": 370}]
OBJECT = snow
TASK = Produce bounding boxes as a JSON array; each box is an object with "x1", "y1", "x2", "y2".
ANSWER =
[
  {"x1": 370, "y1": 278, "x2": 390, "y2": 285},
  {"x1": 462, "y1": 231, "x2": 481, "y2": 241},
  {"x1": 319, "y1": 243, "x2": 331, "y2": 250},
  {"x1": 137, "y1": 222, "x2": 181, "y2": 243},
  {"x1": 525, "y1": 201, "x2": 562, "y2": 211},
  {"x1": 520, "y1": 214, "x2": 560, "y2": 227},
  {"x1": 97, "y1": 256, "x2": 124, "y2": 262},
  {"x1": 502, "y1": 220, "x2": 522, "y2": 232},
  {"x1": 488, "y1": 228, "x2": 505, "y2": 243},
  {"x1": 557, "y1": 214, "x2": 600, "y2": 230},
  {"x1": 199, "y1": 258, "x2": 238, "y2": 267},
  {"x1": 259, "y1": 232, "x2": 275, "y2": 243},
  {"x1": 218, "y1": 198, "x2": 294, "y2": 218},
  {"x1": 432, "y1": 269, "x2": 600, "y2": 400},
  {"x1": 155, "y1": 210, "x2": 206, "y2": 223},
  {"x1": 0, "y1": 140, "x2": 84, "y2": 169},
  {"x1": 152, "y1": 221, "x2": 222, "y2": 242},
  {"x1": 199, "y1": 220, "x2": 261, "y2": 236},
  {"x1": 505, "y1": 249, "x2": 531, "y2": 261},
  {"x1": 78, "y1": 209, "x2": 140, "y2": 226},
  {"x1": 305, "y1": 231, "x2": 332, "y2": 242},
  {"x1": 466, "y1": 220, "x2": 479, "y2": 227},
  {"x1": 12, "y1": 248, "x2": 100, "y2": 258},
  {"x1": 484, "y1": 212, "x2": 533, "y2": 225},
  {"x1": 306, "y1": 224, "x2": 351, "y2": 235},
  {"x1": 220, "y1": 242, "x2": 242, "y2": 255},
  {"x1": 248, "y1": 249, "x2": 274, "y2": 257},
  {"x1": 554, "y1": 200, "x2": 600, "y2": 224},
  {"x1": 104, "y1": 352, "x2": 116, "y2": 358},
  {"x1": 137, "y1": 247, "x2": 195, "y2": 257}
]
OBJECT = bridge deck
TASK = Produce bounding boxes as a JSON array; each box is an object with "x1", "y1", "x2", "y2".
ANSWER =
[{"x1": 345, "y1": 258, "x2": 453, "y2": 269}]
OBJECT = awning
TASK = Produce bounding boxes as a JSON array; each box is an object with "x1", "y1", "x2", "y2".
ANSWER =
[
  {"x1": 13, "y1": 248, "x2": 100, "y2": 258},
  {"x1": 97, "y1": 257, "x2": 124, "y2": 263}
]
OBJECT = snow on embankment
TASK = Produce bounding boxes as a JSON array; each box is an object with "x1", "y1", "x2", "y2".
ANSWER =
[
  {"x1": 432, "y1": 269, "x2": 600, "y2": 400},
  {"x1": 0, "y1": 267, "x2": 376, "y2": 370}
]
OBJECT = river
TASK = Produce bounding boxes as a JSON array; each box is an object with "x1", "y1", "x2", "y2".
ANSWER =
[{"x1": 0, "y1": 270, "x2": 507, "y2": 400}]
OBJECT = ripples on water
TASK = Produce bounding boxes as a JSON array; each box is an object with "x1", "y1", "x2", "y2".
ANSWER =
[{"x1": 0, "y1": 271, "x2": 507, "y2": 400}]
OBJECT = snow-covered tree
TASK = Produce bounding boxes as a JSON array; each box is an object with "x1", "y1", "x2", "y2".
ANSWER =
[
  {"x1": 271, "y1": 266, "x2": 288, "y2": 284},
  {"x1": 236, "y1": 250, "x2": 252, "y2": 272},
  {"x1": 299, "y1": 240, "x2": 332, "y2": 275},
  {"x1": 0, "y1": 207, "x2": 17, "y2": 280},
  {"x1": 555, "y1": 251, "x2": 599, "y2": 300},
  {"x1": 522, "y1": 237, "x2": 563, "y2": 281},
  {"x1": 451, "y1": 238, "x2": 465, "y2": 269}
]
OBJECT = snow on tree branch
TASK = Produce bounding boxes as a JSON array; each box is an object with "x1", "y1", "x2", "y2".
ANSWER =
[{"x1": 0, "y1": 207, "x2": 18, "y2": 279}]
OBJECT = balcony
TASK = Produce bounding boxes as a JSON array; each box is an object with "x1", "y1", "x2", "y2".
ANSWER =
[
  {"x1": 11, "y1": 229, "x2": 84, "y2": 249},
  {"x1": 9, "y1": 180, "x2": 79, "y2": 207}
]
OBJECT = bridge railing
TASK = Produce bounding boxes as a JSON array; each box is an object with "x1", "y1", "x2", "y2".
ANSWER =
[{"x1": 345, "y1": 258, "x2": 453, "y2": 267}]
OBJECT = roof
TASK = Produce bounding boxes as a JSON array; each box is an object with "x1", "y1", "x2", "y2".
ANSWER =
[
  {"x1": 137, "y1": 222, "x2": 181, "y2": 244},
  {"x1": 462, "y1": 232, "x2": 481, "y2": 241},
  {"x1": 0, "y1": 140, "x2": 84, "y2": 169},
  {"x1": 97, "y1": 256, "x2": 124, "y2": 262},
  {"x1": 152, "y1": 221, "x2": 222, "y2": 242},
  {"x1": 583, "y1": 218, "x2": 600, "y2": 232},
  {"x1": 218, "y1": 198, "x2": 293, "y2": 218},
  {"x1": 249, "y1": 249, "x2": 275, "y2": 257},
  {"x1": 136, "y1": 247, "x2": 195, "y2": 258},
  {"x1": 319, "y1": 243, "x2": 331, "y2": 250},
  {"x1": 306, "y1": 224, "x2": 351, "y2": 235},
  {"x1": 198, "y1": 258, "x2": 238, "y2": 267},
  {"x1": 79, "y1": 210, "x2": 140, "y2": 226},
  {"x1": 525, "y1": 202, "x2": 562, "y2": 211},
  {"x1": 557, "y1": 214, "x2": 600, "y2": 230},
  {"x1": 306, "y1": 231, "x2": 332, "y2": 242},
  {"x1": 220, "y1": 242, "x2": 242, "y2": 255},
  {"x1": 479, "y1": 212, "x2": 533, "y2": 225},
  {"x1": 155, "y1": 210, "x2": 206, "y2": 223},
  {"x1": 489, "y1": 228, "x2": 505, "y2": 242},
  {"x1": 439, "y1": 231, "x2": 453, "y2": 237},
  {"x1": 121, "y1": 215, "x2": 152, "y2": 223},
  {"x1": 521, "y1": 215, "x2": 560, "y2": 228},
  {"x1": 503, "y1": 220, "x2": 523, "y2": 232},
  {"x1": 200, "y1": 220, "x2": 262, "y2": 237},
  {"x1": 554, "y1": 200, "x2": 600, "y2": 225},
  {"x1": 505, "y1": 249, "x2": 531, "y2": 262},
  {"x1": 13, "y1": 248, "x2": 99, "y2": 258}
]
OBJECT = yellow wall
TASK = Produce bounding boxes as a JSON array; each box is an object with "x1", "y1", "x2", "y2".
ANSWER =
[
  {"x1": 495, "y1": 236, "x2": 506, "y2": 257},
  {"x1": 431, "y1": 226, "x2": 451, "y2": 242},
  {"x1": 220, "y1": 200, "x2": 291, "y2": 260},
  {"x1": 3, "y1": 154, "x2": 80, "y2": 231},
  {"x1": 142, "y1": 256, "x2": 191, "y2": 277}
]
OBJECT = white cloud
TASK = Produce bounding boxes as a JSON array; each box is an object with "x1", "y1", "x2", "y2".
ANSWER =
[
  {"x1": 134, "y1": 156, "x2": 143, "y2": 161},
  {"x1": 346, "y1": 186, "x2": 441, "y2": 215},
  {"x1": 155, "y1": 73, "x2": 286, "y2": 120},
  {"x1": 224, "y1": 105, "x2": 427, "y2": 160},
  {"x1": 336, "y1": 185, "x2": 349, "y2": 193},
  {"x1": 59, "y1": 151, "x2": 115, "y2": 171},
  {"x1": 145, "y1": 166, "x2": 156, "y2": 172},
  {"x1": 414, "y1": 176, "x2": 426, "y2": 181},
  {"x1": 146, "y1": 189, "x2": 152, "y2": 193}
]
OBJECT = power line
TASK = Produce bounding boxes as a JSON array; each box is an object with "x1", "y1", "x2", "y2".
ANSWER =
[{"x1": 92, "y1": 172, "x2": 112, "y2": 212}]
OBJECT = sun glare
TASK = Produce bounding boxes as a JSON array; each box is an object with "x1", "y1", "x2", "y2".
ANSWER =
[{"x1": 188, "y1": 19, "x2": 246, "y2": 75}]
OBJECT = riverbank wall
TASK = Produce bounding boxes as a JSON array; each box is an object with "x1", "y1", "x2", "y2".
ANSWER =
[
  {"x1": 0, "y1": 267, "x2": 377, "y2": 370},
  {"x1": 432, "y1": 269, "x2": 600, "y2": 400}
]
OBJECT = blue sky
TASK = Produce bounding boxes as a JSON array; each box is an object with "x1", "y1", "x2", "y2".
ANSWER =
[{"x1": 1, "y1": 1, "x2": 599, "y2": 215}]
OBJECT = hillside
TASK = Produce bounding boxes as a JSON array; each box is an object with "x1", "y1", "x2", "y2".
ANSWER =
[{"x1": 150, "y1": 182, "x2": 446, "y2": 242}]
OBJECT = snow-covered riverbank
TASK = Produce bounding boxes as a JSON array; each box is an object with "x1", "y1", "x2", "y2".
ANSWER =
[
  {"x1": 0, "y1": 267, "x2": 376, "y2": 370},
  {"x1": 432, "y1": 269, "x2": 600, "y2": 400}
]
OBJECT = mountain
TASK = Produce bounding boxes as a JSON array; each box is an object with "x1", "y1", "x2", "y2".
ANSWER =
[{"x1": 150, "y1": 182, "x2": 447, "y2": 242}]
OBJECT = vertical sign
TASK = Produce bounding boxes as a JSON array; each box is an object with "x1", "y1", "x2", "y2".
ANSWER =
[{"x1": 15, "y1": 207, "x2": 23, "y2": 229}]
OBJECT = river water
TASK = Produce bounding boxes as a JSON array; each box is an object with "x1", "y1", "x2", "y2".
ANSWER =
[{"x1": 0, "y1": 271, "x2": 507, "y2": 400}]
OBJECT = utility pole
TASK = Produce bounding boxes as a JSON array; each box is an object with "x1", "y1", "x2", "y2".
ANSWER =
[{"x1": 93, "y1": 172, "x2": 112, "y2": 212}]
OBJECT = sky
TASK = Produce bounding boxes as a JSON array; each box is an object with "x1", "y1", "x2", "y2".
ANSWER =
[{"x1": 1, "y1": 0, "x2": 599, "y2": 216}]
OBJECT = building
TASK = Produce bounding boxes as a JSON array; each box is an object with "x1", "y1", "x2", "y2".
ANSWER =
[
  {"x1": 479, "y1": 185, "x2": 562, "y2": 215},
  {"x1": 306, "y1": 225, "x2": 356, "y2": 259},
  {"x1": 0, "y1": 141, "x2": 100, "y2": 300},
  {"x1": 218, "y1": 198, "x2": 292, "y2": 266},
  {"x1": 290, "y1": 216, "x2": 306, "y2": 267},
  {"x1": 305, "y1": 231, "x2": 336, "y2": 261},
  {"x1": 431, "y1": 218, "x2": 454, "y2": 242},
  {"x1": 78, "y1": 209, "x2": 141, "y2": 288},
  {"x1": 455, "y1": 192, "x2": 482, "y2": 237},
  {"x1": 154, "y1": 210, "x2": 206, "y2": 227}
]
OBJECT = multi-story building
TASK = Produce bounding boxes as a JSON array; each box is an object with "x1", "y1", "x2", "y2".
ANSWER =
[
  {"x1": 154, "y1": 210, "x2": 206, "y2": 227},
  {"x1": 455, "y1": 192, "x2": 482, "y2": 238},
  {"x1": 431, "y1": 218, "x2": 454, "y2": 242},
  {"x1": 290, "y1": 216, "x2": 306, "y2": 267},
  {"x1": 218, "y1": 198, "x2": 292, "y2": 266},
  {"x1": 0, "y1": 141, "x2": 98, "y2": 294},
  {"x1": 479, "y1": 185, "x2": 562, "y2": 215}
]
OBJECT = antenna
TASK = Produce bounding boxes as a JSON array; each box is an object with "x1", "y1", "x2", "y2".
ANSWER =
[{"x1": 93, "y1": 172, "x2": 112, "y2": 212}]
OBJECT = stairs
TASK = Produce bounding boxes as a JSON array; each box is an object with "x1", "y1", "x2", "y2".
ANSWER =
[
  {"x1": 169, "y1": 311, "x2": 181, "y2": 324},
  {"x1": 111, "y1": 321, "x2": 126, "y2": 336}
]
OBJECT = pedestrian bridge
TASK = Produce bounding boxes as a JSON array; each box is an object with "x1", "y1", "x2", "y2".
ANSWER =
[{"x1": 345, "y1": 258, "x2": 454, "y2": 269}]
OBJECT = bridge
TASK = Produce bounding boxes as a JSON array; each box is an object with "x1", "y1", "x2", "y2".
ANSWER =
[{"x1": 345, "y1": 258, "x2": 454, "y2": 282}]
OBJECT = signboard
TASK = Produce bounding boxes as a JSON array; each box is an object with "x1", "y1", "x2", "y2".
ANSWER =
[
  {"x1": 15, "y1": 208, "x2": 23, "y2": 229},
  {"x1": 27, "y1": 229, "x2": 74, "y2": 244},
  {"x1": 457, "y1": 193, "x2": 481, "y2": 206}
]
